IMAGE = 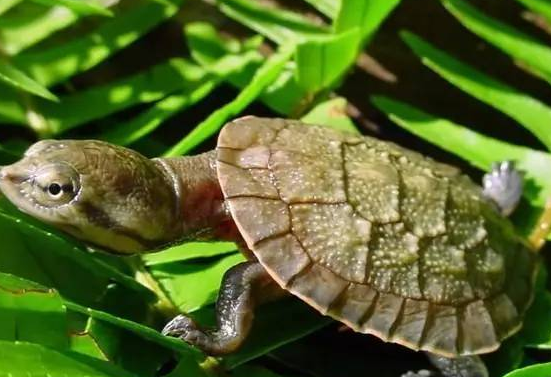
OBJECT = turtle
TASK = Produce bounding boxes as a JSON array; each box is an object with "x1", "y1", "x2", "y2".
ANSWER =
[{"x1": 0, "y1": 117, "x2": 538, "y2": 377}]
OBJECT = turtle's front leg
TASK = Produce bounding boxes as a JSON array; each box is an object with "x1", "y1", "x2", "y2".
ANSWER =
[
  {"x1": 482, "y1": 160, "x2": 523, "y2": 216},
  {"x1": 162, "y1": 261, "x2": 282, "y2": 355}
]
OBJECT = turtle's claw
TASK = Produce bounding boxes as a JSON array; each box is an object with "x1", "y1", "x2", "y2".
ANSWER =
[
  {"x1": 162, "y1": 315, "x2": 220, "y2": 354},
  {"x1": 162, "y1": 314, "x2": 198, "y2": 338},
  {"x1": 483, "y1": 160, "x2": 523, "y2": 216}
]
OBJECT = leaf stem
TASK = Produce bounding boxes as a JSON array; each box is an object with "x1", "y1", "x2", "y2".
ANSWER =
[{"x1": 127, "y1": 255, "x2": 181, "y2": 319}]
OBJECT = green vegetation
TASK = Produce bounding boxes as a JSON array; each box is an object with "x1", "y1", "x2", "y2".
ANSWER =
[{"x1": 0, "y1": 0, "x2": 549, "y2": 376}]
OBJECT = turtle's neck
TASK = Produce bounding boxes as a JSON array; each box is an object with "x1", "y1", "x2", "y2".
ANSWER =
[{"x1": 154, "y1": 151, "x2": 240, "y2": 242}]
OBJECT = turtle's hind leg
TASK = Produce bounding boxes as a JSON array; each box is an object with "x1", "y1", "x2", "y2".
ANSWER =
[
  {"x1": 162, "y1": 261, "x2": 281, "y2": 355},
  {"x1": 482, "y1": 160, "x2": 523, "y2": 216},
  {"x1": 426, "y1": 353, "x2": 488, "y2": 377},
  {"x1": 402, "y1": 354, "x2": 488, "y2": 377}
]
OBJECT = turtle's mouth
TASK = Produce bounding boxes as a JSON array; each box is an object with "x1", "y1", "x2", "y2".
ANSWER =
[{"x1": 0, "y1": 165, "x2": 59, "y2": 224}]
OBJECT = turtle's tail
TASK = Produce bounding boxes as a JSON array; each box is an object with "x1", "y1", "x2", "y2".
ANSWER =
[{"x1": 528, "y1": 198, "x2": 551, "y2": 251}]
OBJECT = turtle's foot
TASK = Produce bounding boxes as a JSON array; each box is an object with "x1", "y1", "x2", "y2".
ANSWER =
[
  {"x1": 426, "y1": 354, "x2": 488, "y2": 377},
  {"x1": 401, "y1": 370, "x2": 436, "y2": 377},
  {"x1": 483, "y1": 160, "x2": 523, "y2": 216},
  {"x1": 162, "y1": 315, "x2": 231, "y2": 355},
  {"x1": 162, "y1": 261, "x2": 274, "y2": 355}
]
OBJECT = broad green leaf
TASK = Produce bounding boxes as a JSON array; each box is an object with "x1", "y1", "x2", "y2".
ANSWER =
[
  {"x1": 218, "y1": 0, "x2": 327, "y2": 44},
  {"x1": 143, "y1": 242, "x2": 237, "y2": 266},
  {"x1": 0, "y1": 272, "x2": 68, "y2": 348},
  {"x1": 504, "y1": 363, "x2": 551, "y2": 377},
  {"x1": 401, "y1": 31, "x2": 551, "y2": 151},
  {"x1": 0, "y1": 205, "x2": 154, "y2": 308},
  {"x1": 66, "y1": 301, "x2": 202, "y2": 358},
  {"x1": 515, "y1": 0, "x2": 551, "y2": 24},
  {"x1": 70, "y1": 321, "x2": 111, "y2": 360},
  {"x1": 0, "y1": 61, "x2": 58, "y2": 101},
  {"x1": 301, "y1": 0, "x2": 338, "y2": 18},
  {"x1": 295, "y1": 29, "x2": 360, "y2": 92},
  {"x1": 32, "y1": 0, "x2": 113, "y2": 17},
  {"x1": 301, "y1": 97, "x2": 359, "y2": 134},
  {"x1": 69, "y1": 316, "x2": 175, "y2": 377},
  {"x1": 13, "y1": 0, "x2": 182, "y2": 87},
  {"x1": 443, "y1": 0, "x2": 551, "y2": 84},
  {"x1": 149, "y1": 252, "x2": 245, "y2": 313},
  {"x1": 0, "y1": 341, "x2": 139, "y2": 377},
  {"x1": 223, "y1": 299, "x2": 332, "y2": 368},
  {"x1": 164, "y1": 45, "x2": 294, "y2": 156},
  {"x1": 371, "y1": 96, "x2": 551, "y2": 208},
  {"x1": 39, "y1": 58, "x2": 205, "y2": 136},
  {"x1": 0, "y1": 0, "x2": 22, "y2": 15},
  {"x1": 334, "y1": 0, "x2": 401, "y2": 41},
  {"x1": 0, "y1": 2, "x2": 78, "y2": 55}
]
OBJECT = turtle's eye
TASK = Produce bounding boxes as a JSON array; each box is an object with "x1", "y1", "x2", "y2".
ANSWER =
[
  {"x1": 48, "y1": 183, "x2": 62, "y2": 197},
  {"x1": 32, "y1": 164, "x2": 80, "y2": 206}
]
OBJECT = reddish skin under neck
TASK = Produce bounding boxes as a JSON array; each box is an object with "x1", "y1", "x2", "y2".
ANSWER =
[{"x1": 158, "y1": 151, "x2": 242, "y2": 245}]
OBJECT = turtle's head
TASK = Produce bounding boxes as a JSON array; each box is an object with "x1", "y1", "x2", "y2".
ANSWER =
[{"x1": 0, "y1": 140, "x2": 179, "y2": 254}]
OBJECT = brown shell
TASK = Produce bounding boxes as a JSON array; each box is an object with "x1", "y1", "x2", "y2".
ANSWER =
[{"x1": 216, "y1": 116, "x2": 538, "y2": 357}]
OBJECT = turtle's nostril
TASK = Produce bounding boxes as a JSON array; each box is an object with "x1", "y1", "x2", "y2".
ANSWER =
[{"x1": 0, "y1": 167, "x2": 25, "y2": 184}]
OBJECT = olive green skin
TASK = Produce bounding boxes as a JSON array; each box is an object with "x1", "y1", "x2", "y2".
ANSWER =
[{"x1": 216, "y1": 117, "x2": 537, "y2": 357}]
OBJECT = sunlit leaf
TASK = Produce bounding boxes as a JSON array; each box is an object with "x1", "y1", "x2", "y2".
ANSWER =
[
  {"x1": 301, "y1": 97, "x2": 359, "y2": 133},
  {"x1": 143, "y1": 242, "x2": 237, "y2": 266},
  {"x1": 0, "y1": 0, "x2": 22, "y2": 15},
  {"x1": 101, "y1": 82, "x2": 216, "y2": 146},
  {"x1": 185, "y1": 22, "x2": 243, "y2": 65},
  {"x1": 0, "y1": 88, "x2": 25, "y2": 124},
  {"x1": 334, "y1": 0, "x2": 401, "y2": 42},
  {"x1": 0, "y1": 341, "x2": 140, "y2": 377},
  {"x1": 13, "y1": 0, "x2": 182, "y2": 87},
  {"x1": 301, "y1": 0, "x2": 338, "y2": 18},
  {"x1": 401, "y1": 30, "x2": 551, "y2": 151},
  {"x1": 184, "y1": 22, "x2": 307, "y2": 116},
  {"x1": 515, "y1": 0, "x2": 551, "y2": 26},
  {"x1": 0, "y1": 205, "x2": 154, "y2": 308},
  {"x1": 295, "y1": 29, "x2": 360, "y2": 92},
  {"x1": 0, "y1": 2, "x2": 78, "y2": 55},
  {"x1": 0, "y1": 61, "x2": 58, "y2": 101},
  {"x1": 66, "y1": 301, "x2": 202, "y2": 358},
  {"x1": 149, "y1": 253, "x2": 245, "y2": 313},
  {"x1": 164, "y1": 45, "x2": 294, "y2": 156},
  {"x1": 218, "y1": 0, "x2": 327, "y2": 44},
  {"x1": 504, "y1": 363, "x2": 551, "y2": 377},
  {"x1": 102, "y1": 41, "x2": 262, "y2": 146},
  {"x1": 371, "y1": 96, "x2": 551, "y2": 208},
  {"x1": 39, "y1": 58, "x2": 205, "y2": 136},
  {"x1": 32, "y1": 0, "x2": 113, "y2": 17},
  {"x1": 443, "y1": 0, "x2": 551, "y2": 84},
  {"x1": 0, "y1": 272, "x2": 68, "y2": 348}
]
